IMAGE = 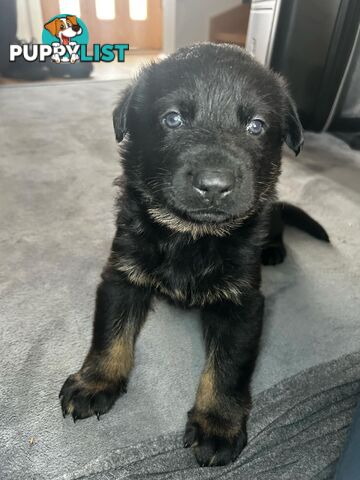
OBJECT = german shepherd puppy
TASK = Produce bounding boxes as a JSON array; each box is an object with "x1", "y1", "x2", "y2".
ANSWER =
[{"x1": 60, "y1": 43, "x2": 329, "y2": 467}]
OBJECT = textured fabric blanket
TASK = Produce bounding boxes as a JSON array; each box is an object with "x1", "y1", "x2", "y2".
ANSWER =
[
  {"x1": 0, "y1": 80, "x2": 359, "y2": 479},
  {"x1": 57, "y1": 352, "x2": 360, "y2": 480}
]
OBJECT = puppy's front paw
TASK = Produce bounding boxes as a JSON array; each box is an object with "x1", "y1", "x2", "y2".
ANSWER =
[
  {"x1": 261, "y1": 242, "x2": 286, "y2": 265},
  {"x1": 59, "y1": 371, "x2": 127, "y2": 422},
  {"x1": 183, "y1": 410, "x2": 247, "y2": 467}
]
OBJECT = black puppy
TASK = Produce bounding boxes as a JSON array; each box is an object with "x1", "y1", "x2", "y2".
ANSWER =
[{"x1": 60, "y1": 43, "x2": 329, "y2": 467}]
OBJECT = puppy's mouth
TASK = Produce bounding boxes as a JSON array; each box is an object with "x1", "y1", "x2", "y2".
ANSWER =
[
  {"x1": 61, "y1": 35, "x2": 70, "y2": 45},
  {"x1": 184, "y1": 207, "x2": 231, "y2": 223}
]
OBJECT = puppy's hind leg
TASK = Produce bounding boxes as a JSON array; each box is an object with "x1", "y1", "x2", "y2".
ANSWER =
[
  {"x1": 261, "y1": 203, "x2": 287, "y2": 266},
  {"x1": 60, "y1": 267, "x2": 152, "y2": 421}
]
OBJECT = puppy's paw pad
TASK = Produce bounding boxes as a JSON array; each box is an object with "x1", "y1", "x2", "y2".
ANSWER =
[
  {"x1": 261, "y1": 243, "x2": 286, "y2": 265},
  {"x1": 59, "y1": 372, "x2": 126, "y2": 421}
]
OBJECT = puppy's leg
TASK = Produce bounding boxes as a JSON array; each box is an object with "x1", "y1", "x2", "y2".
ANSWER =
[
  {"x1": 69, "y1": 42, "x2": 79, "y2": 63},
  {"x1": 262, "y1": 203, "x2": 286, "y2": 265},
  {"x1": 60, "y1": 268, "x2": 152, "y2": 421},
  {"x1": 51, "y1": 42, "x2": 61, "y2": 63},
  {"x1": 184, "y1": 292, "x2": 264, "y2": 466}
]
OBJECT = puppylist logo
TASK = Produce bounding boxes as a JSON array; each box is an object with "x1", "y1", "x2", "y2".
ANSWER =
[{"x1": 10, "y1": 14, "x2": 129, "y2": 64}]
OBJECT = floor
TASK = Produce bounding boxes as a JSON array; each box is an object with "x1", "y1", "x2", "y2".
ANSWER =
[{"x1": 0, "y1": 51, "x2": 162, "y2": 85}]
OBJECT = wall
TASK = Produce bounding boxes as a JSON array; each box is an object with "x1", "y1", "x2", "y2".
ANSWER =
[
  {"x1": 340, "y1": 27, "x2": 360, "y2": 119},
  {"x1": 163, "y1": 0, "x2": 244, "y2": 53},
  {"x1": 162, "y1": 0, "x2": 177, "y2": 53},
  {"x1": 16, "y1": 0, "x2": 43, "y2": 42}
]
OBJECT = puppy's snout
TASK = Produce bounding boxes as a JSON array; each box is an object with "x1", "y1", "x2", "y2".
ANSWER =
[
  {"x1": 192, "y1": 170, "x2": 235, "y2": 200},
  {"x1": 72, "y1": 24, "x2": 80, "y2": 32}
]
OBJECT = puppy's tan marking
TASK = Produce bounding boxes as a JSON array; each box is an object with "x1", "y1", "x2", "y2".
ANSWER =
[
  {"x1": 147, "y1": 207, "x2": 251, "y2": 239},
  {"x1": 44, "y1": 15, "x2": 79, "y2": 37},
  {"x1": 65, "y1": 401, "x2": 75, "y2": 415},
  {"x1": 77, "y1": 326, "x2": 136, "y2": 394},
  {"x1": 112, "y1": 256, "x2": 247, "y2": 306},
  {"x1": 100, "y1": 334, "x2": 134, "y2": 381},
  {"x1": 195, "y1": 363, "x2": 217, "y2": 412},
  {"x1": 44, "y1": 18, "x2": 61, "y2": 36},
  {"x1": 191, "y1": 353, "x2": 248, "y2": 439},
  {"x1": 66, "y1": 15, "x2": 78, "y2": 26}
]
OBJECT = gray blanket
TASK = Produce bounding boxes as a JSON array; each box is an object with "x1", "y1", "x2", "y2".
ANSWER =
[
  {"x1": 0, "y1": 80, "x2": 360, "y2": 479},
  {"x1": 58, "y1": 352, "x2": 360, "y2": 480}
]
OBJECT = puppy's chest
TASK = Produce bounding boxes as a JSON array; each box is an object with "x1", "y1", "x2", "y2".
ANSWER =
[{"x1": 113, "y1": 238, "x2": 249, "y2": 307}]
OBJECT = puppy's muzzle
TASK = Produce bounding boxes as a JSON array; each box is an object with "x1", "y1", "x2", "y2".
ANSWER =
[
  {"x1": 72, "y1": 24, "x2": 81, "y2": 32},
  {"x1": 192, "y1": 169, "x2": 235, "y2": 203}
]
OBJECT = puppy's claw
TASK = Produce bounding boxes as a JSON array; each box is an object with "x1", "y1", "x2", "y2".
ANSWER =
[
  {"x1": 96, "y1": 412, "x2": 101, "y2": 421},
  {"x1": 62, "y1": 409, "x2": 67, "y2": 418},
  {"x1": 209, "y1": 455, "x2": 217, "y2": 467},
  {"x1": 73, "y1": 415, "x2": 78, "y2": 424}
]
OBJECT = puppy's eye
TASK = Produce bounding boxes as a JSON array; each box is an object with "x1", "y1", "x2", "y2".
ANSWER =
[
  {"x1": 162, "y1": 112, "x2": 183, "y2": 129},
  {"x1": 247, "y1": 119, "x2": 265, "y2": 136},
  {"x1": 60, "y1": 25, "x2": 65, "y2": 30}
]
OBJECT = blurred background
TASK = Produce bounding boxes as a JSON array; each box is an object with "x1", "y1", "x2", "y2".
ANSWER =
[{"x1": 0, "y1": 0, "x2": 359, "y2": 142}]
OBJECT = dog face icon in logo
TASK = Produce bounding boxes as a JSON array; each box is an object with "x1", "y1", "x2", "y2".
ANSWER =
[{"x1": 43, "y1": 14, "x2": 88, "y2": 63}]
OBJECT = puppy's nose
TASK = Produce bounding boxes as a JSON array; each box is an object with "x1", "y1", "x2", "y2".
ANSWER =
[
  {"x1": 72, "y1": 24, "x2": 80, "y2": 32},
  {"x1": 193, "y1": 170, "x2": 234, "y2": 200}
]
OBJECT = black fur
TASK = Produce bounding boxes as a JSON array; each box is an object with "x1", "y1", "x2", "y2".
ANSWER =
[
  {"x1": 262, "y1": 201, "x2": 330, "y2": 265},
  {"x1": 60, "y1": 43, "x2": 328, "y2": 467}
]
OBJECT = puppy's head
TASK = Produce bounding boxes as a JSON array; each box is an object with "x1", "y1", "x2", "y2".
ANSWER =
[
  {"x1": 113, "y1": 44, "x2": 303, "y2": 230},
  {"x1": 44, "y1": 16, "x2": 81, "y2": 43}
]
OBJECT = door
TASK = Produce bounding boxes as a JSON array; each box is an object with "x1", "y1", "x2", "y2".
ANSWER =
[
  {"x1": 40, "y1": 0, "x2": 163, "y2": 50},
  {"x1": 245, "y1": 0, "x2": 281, "y2": 66}
]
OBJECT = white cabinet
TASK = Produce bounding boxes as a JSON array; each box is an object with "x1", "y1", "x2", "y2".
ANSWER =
[{"x1": 245, "y1": 0, "x2": 282, "y2": 66}]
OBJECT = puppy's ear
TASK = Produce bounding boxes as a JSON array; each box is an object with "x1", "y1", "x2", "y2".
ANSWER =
[
  {"x1": 113, "y1": 85, "x2": 133, "y2": 143},
  {"x1": 44, "y1": 19, "x2": 58, "y2": 37},
  {"x1": 284, "y1": 92, "x2": 304, "y2": 156},
  {"x1": 67, "y1": 15, "x2": 78, "y2": 26}
]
